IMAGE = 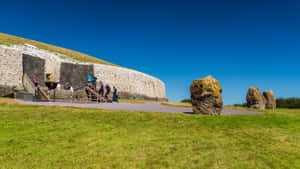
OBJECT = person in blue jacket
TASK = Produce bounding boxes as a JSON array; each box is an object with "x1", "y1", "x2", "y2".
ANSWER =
[
  {"x1": 99, "y1": 81, "x2": 104, "y2": 96},
  {"x1": 92, "y1": 76, "x2": 97, "y2": 90},
  {"x1": 113, "y1": 86, "x2": 118, "y2": 103}
]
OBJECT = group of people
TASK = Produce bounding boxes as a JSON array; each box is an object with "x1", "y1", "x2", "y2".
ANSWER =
[
  {"x1": 32, "y1": 72, "x2": 119, "y2": 103},
  {"x1": 87, "y1": 74, "x2": 119, "y2": 102},
  {"x1": 57, "y1": 82, "x2": 73, "y2": 92}
]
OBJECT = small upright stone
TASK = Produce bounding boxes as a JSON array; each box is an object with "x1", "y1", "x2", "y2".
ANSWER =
[
  {"x1": 263, "y1": 90, "x2": 276, "y2": 110},
  {"x1": 246, "y1": 87, "x2": 265, "y2": 109},
  {"x1": 190, "y1": 75, "x2": 223, "y2": 115}
]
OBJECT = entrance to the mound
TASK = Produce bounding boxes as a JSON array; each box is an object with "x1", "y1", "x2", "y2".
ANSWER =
[
  {"x1": 22, "y1": 54, "x2": 45, "y2": 87},
  {"x1": 59, "y1": 62, "x2": 94, "y2": 89}
]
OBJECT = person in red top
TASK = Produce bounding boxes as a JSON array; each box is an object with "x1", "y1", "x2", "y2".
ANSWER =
[{"x1": 33, "y1": 72, "x2": 39, "y2": 87}]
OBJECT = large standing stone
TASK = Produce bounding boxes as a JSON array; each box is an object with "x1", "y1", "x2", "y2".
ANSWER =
[
  {"x1": 190, "y1": 76, "x2": 223, "y2": 115},
  {"x1": 246, "y1": 87, "x2": 265, "y2": 109},
  {"x1": 263, "y1": 90, "x2": 276, "y2": 110}
]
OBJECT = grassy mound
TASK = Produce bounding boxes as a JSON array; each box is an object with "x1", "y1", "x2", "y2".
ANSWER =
[
  {"x1": 0, "y1": 33, "x2": 119, "y2": 67},
  {"x1": 0, "y1": 102, "x2": 299, "y2": 168}
]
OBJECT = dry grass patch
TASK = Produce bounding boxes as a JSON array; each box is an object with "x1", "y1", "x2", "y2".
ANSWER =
[{"x1": 0, "y1": 97, "x2": 18, "y2": 105}]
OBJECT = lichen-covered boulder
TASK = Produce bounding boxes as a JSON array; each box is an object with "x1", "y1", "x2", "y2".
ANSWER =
[
  {"x1": 246, "y1": 87, "x2": 265, "y2": 109},
  {"x1": 263, "y1": 90, "x2": 276, "y2": 110},
  {"x1": 190, "y1": 76, "x2": 223, "y2": 115}
]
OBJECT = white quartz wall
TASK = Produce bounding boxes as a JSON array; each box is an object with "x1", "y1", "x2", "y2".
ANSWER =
[
  {"x1": 94, "y1": 64, "x2": 166, "y2": 99},
  {"x1": 0, "y1": 44, "x2": 166, "y2": 99},
  {"x1": 0, "y1": 44, "x2": 73, "y2": 82},
  {"x1": 0, "y1": 48, "x2": 23, "y2": 87}
]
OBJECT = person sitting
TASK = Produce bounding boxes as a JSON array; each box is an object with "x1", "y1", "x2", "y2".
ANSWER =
[
  {"x1": 66, "y1": 82, "x2": 71, "y2": 90},
  {"x1": 99, "y1": 81, "x2": 104, "y2": 96},
  {"x1": 112, "y1": 86, "x2": 118, "y2": 103},
  {"x1": 65, "y1": 83, "x2": 73, "y2": 100}
]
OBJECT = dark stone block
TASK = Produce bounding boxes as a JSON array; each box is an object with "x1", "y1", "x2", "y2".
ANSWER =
[
  {"x1": 60, "y1": 63, "x2": 94, "y2": 89},
  {"x1": 22, "y1": 54, "x2": 45, "y2": 86},
  {"x1": 16, "y1": 92, "x2": 33, "y2": 101}
]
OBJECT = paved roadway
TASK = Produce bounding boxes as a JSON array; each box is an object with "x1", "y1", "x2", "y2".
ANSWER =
[{"x1": 19, "y1": 101, "x2": 263, "y2": 115}]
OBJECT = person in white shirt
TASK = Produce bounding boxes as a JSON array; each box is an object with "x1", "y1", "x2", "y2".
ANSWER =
[
  {"x1": 56, "y1": 83, "x2": 61, "y2": 91},
  {"x1": 70, "y1": 85, "x2": 74, "y2": 93},
  {"x1": 69, "y1": 83, "x2": 74, "y2": 101}
]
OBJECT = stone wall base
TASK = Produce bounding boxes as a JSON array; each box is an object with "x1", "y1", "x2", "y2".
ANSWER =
[
  {"x1": 0, "y1": 85, "x2": 15, "y2": 97},
  {"x1": 119, "y1": 91, "x2": 168, "y2": 102}
]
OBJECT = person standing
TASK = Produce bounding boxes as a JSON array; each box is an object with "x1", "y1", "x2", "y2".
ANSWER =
[
  {"x1": 33, "y1": 72, "x2": 39, "y2": 87},
  {"x1": 87, "y1": 73, "x2": 92, "y2": 87},
  {"x1": 56, "y1": 83, "x2": 61, "y2": 91},
  {"x1": 113, "y1": 86, "x2": 118, "y2": 103},
  {"x1": 70, "y1": 83, "x2": 74, "y2": 101},
  {"x1": 33, "y1": 72, "x2": 39, "y2": 100},
  {"x1": 104, "y1": 84, "x2": 111, "y2": 101},
  {"x1": 92, "y1": 76, "x2": 97, "y2": 90},
  {"x1": 99, "y1": 81, "x2": 104, "y2": 96}
]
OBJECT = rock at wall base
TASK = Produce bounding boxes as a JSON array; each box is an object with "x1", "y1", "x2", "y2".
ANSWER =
[
  {"x1": 0, "y1": 85, "x2": 15, "y2": 97},
  {"x1": 118, "y1": 91, "x2": 168, "y2": 102}
]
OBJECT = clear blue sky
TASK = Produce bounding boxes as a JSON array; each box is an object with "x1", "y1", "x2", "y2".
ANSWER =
[{"x1": 1, "y1": 0, "x2": 299, "y2": 105}]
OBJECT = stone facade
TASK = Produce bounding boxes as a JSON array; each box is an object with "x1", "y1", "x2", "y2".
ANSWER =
[
  {"x1": 22, "y1": 54, "x2": 45, "y2": 87},
  {"x1": 0, "y1": 85, "x2": 15, "y2": 97},
  {"x1": 60, "y1": 62, "x2": 94, "y2": 89},
  {"x1": 0, "y1": 44, "x2": 167, "y2": 100},
  {"x1": 0, "y1": 47, "x2": 23, "y2": 88},
  {"x1": 94, "y1": 64, "x2": 166, "y2": 100}
]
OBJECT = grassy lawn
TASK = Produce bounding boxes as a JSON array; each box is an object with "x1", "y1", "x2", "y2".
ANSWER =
[{"x1": 0, "y1": 99, "x2": 299, "y2": 168}]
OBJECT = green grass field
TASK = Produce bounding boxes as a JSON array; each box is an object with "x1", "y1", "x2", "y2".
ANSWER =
[{"x1": 0, "y1": 99, "x2": 299, "y2": 168}]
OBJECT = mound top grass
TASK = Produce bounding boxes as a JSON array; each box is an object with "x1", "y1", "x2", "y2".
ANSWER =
[
  {"x1": 0, "y1": 33, "x2": 120, "y2": 67},
  {"x1": 0, "y1": 100, "x2": 299, "y2": 168}
]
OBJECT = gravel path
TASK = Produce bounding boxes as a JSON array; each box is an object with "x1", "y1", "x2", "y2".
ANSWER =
[{"x1": 18, "y1": 101, "x2": 263, "y2": 115}]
